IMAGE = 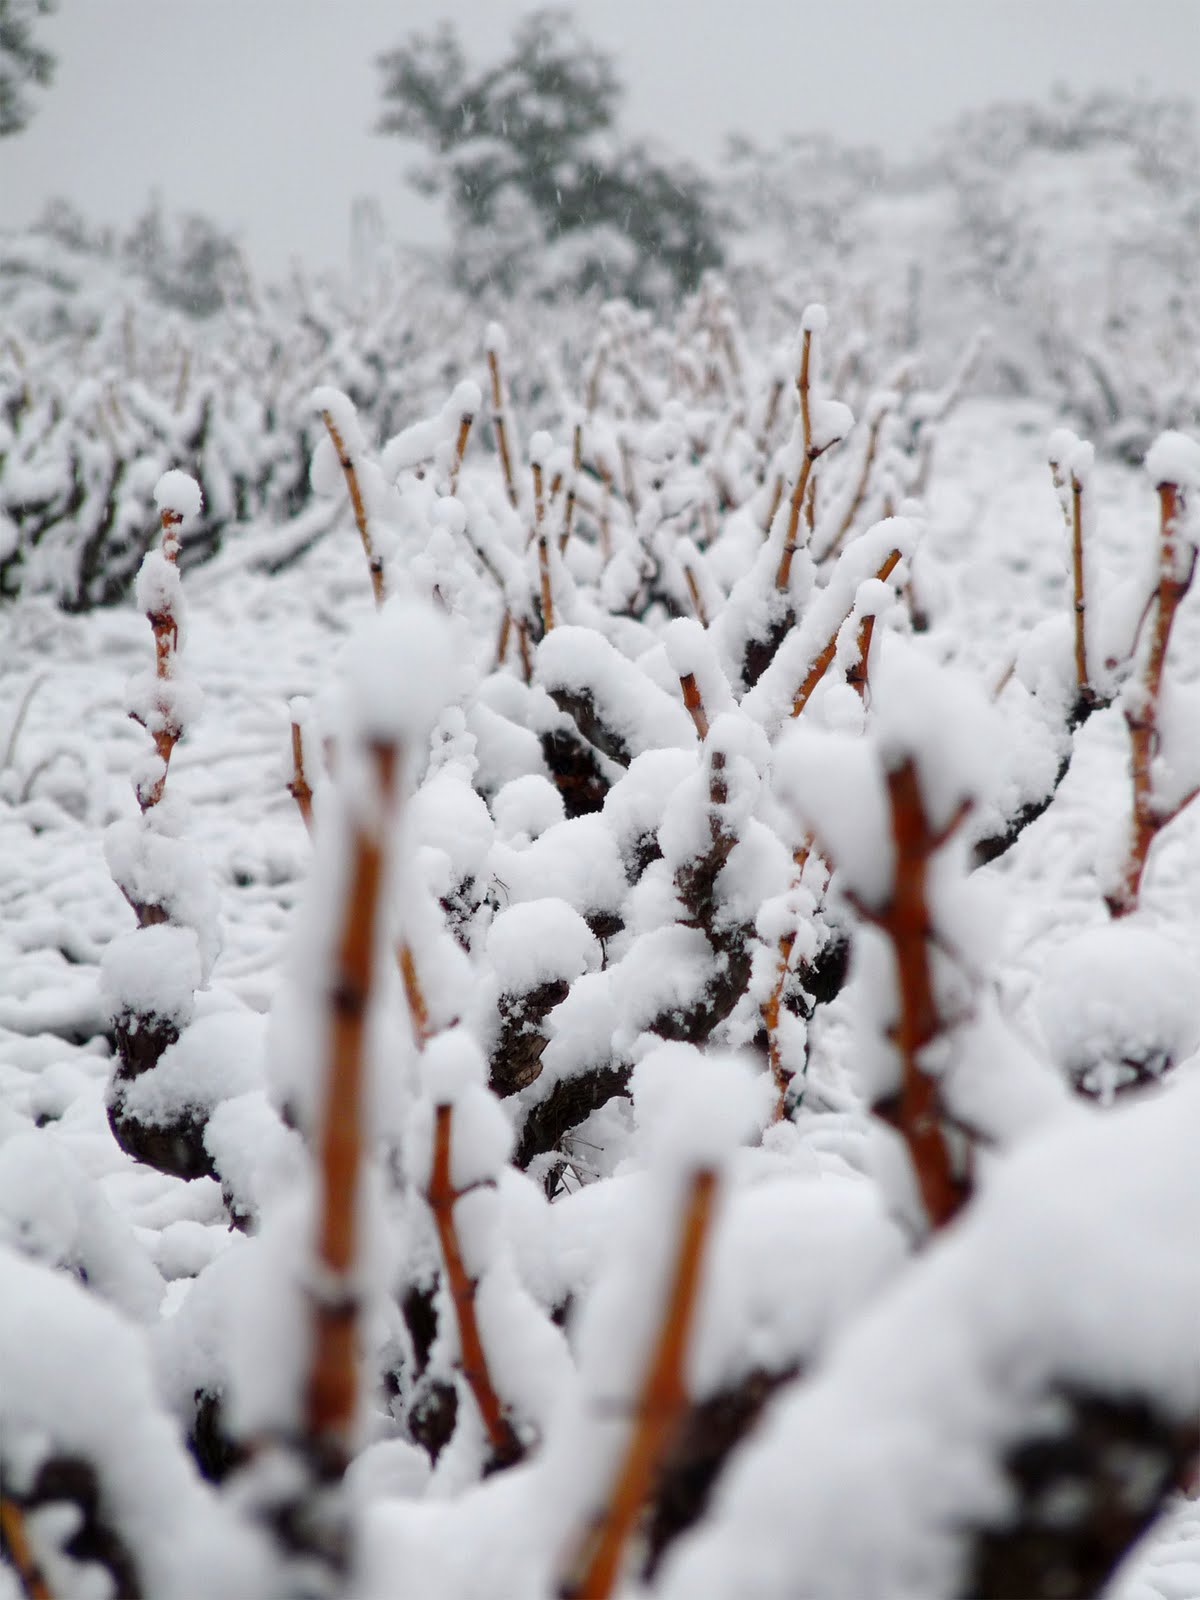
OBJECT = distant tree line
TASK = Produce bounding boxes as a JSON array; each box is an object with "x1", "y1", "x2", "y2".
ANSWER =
[
  {"x1": 0, "y1": 0, "x2": 54, "y2": 137},
  {"x1": 375, "y1": 8, "x2": 725, "y2": 304}
]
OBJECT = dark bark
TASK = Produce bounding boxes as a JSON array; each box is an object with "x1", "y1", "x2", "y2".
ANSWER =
[
  {"x1": 489, "y1": 978, "x2": 570, "y2": 1097},
  {"x1": 106, "y1": 1012, "x2": 217, "y2": 1181},
  {"x1": 966, "y1": 1389, "x2": 1198, "y2": 1600},
  {"x1": 548, "y1": 687, "x2": 633, "y2": 768},
  {"x1": 642, "y1": 1368, "x2": 797, "y2": 1579},
  {"x1": 514, "y1": 1063, "x2": 632, "y2": 1172},
  {"x1": 540, "y1": 726, "x2": 612, "y2": 818},
  {"x1": 5, "y1": 1454, "x2": 143, "y2": 1600},
  {"x1": 740, "y1": 610, "x2": 793, "y2": 691}
]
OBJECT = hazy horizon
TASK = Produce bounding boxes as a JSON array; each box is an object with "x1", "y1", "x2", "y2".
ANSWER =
[{"x1": 2, "y1": 1, "x2": 1196, "y2": 279}]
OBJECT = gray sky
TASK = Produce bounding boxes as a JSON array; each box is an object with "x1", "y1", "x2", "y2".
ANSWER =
[{"x1": 1, "y1": 1, "x2": 1195, "y2": 278}]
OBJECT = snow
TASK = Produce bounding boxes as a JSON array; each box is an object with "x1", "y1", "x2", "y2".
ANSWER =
[
  {"x1": 775, "y1": 728, "x2": 892, "y2": 906},
  {"x1": 339, "y1": 597, "x2": 456, "y2": 746},
  {"x1": 1069, "y1": 436, "x2": 1096, "y2": 487},
  {"x1": 660, "y1": 1077, "x2": 1200, "y2": 1600},
  {"x1": 688, "y1": 1174, "x2": 906, "y2": 1399},
  {"x1": 1034, "y1": 923, "x2": 1200, "y2": 1100},
  {"x1": 484, "y1": 900, "x2": 600, "y2": 996},
  {"x1": 3, "y1": 188, "x2": 1200, "y2": 1599},
  {"x1": 311, "y1": 385, "x2": 366, "y2": 456},
  {"x1": 630, "y1": 1043, "x2": 774, "y2": 1168},
  {"x1": 810, "y1": 395, "x2": 855, "y2": 454},
  {"x1": 490, "y1": 773, "x2": 564, "y2": 842},
  {"x1": 534, "y1": 625, "x2": 697, "y2": 760},
  {"x1": 451, "y1": 380, "x2": 483, "y2": 421},
  {"x1": 0, "y1": 1242, "x2": 271, "y2": 1598},
  {"x1": 135, "y1": 548, "x2": 184, "y2": 620},
  {"x1": 119, "y1": 1005, "x2": 265, "y2": 1128},
  {"x1": 869, "y1": 633, "x2": 1003, "y2": 827},
  {"x1": 0, "y1": 1130, "x2": 164, "y2": 1320},
  {"x1": 99, "y1": 924, "x2": 201, "y2": 1029},
  {"x1": 153, "y1": 469, "x2": 204, "y2": 524},
  {"x1": 1145, "y1": 430, "x2": 1200, "y2": 490},
  {"x1": 487, "y1": 812, "x2": 627, "y2": 925},
  {"x1": 483, "y1": 321, "x2": 508, "y2": 358}
]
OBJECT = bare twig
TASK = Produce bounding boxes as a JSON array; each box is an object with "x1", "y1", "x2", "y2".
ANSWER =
[
  {"x1": 398, "y1": 941, "x2": 434, "y2": 1052},
  {"x1": 1069, "y1": 467, "x2": 1091, "y2": 702},
  {"x1": 0, "y1": 673, "x2": 46, "y2": 774},
  {"x1": 876, "y1": 761, "x2": 970, "y2": 1227},
  {"x1": 0, "y1": 1497, "x2": 54, "y2": 1600},
  {"x1": 818, "y1": 396, "x2": 892, "y2": 562},
  {"x1": 792, "y1": 549, "x2": 903, "y2": 718},
  {"x1": 1109, "y1": 480, "x2": 1199, "y2": 915},
  {"x1": 760, "y1": 472, "x2": 783, "y2": 537},
  {"x1": 448, "y1": 406, "x2": 475, "y2": 497},
  {"x1": 305, "y1": 740, "x2": 397, "y2": 1473},
  {"x1": 319, "y1": 408, "x2": 385, "y2": 607},
  {"x1": 288, "y1": 718, "x2": 314, "y2": 834},
  {"x1": 679, "y1": 672, "x2": 709, "y2": 742},
  {"x1": 762, "y1": 930, "x2": 797, "y2": 1122},
  {"x1": 427, "y1": 1104, "x2": 523, "y2": 1467},
  {"x1": 774, "y1": 327, "x2": 817, "y2": 594},
  {"x1": 682, "y1": 558, "x2": 710, "y2": 629},
  {"x1": 487, "y1": 348, "x2": 519, "y2": 510},
  {"x1": 533, "y1": 458, "x2": 555, "y2": 634},
  {"x1": 559, "y1": 1170, "x2": 718, "y2": 1599}
]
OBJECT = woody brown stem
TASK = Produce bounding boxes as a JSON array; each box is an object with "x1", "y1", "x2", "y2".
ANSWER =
[
  {"x1": 304, "y1": 741, "x2": 397, "y2": 1472},
  {"x1": 819, "y1": 400, "x2": 890, "y2": 561},
  {"x1": 846, "y1": 610, "x2": 880, "y2": 701},
  {"x1": 682, "y1": 561, "x2": 709, "y2": 629},
  {"x1": 487, "y1": 350, "x2": 518, "y2": 510},
  {"x1": 558, "y1": 423, "x2": 582, "y2": 555},
  {"x1": 448, "y1": 409, "x2": 474, "y2": 496},
  {"x1": 495, "y1": 610, "x2": 513, "y2": 669},
  {"x1": 319, "y1": 409, "x2": 385, "y2": 608},
  {"x1": 1109, "y1": 482, "x2": 1197, "y2": 916},
  {"x1": 559, "y1": 487, "x2": 578, "y2": 556},
  {"x1": 774, "y1": 329, "x2": 816, "y2": 594},
  {"x1": 763, "y1": 932, "x2": 797, "y2": 1122},
  {"x1": 598, "y1": 467, "x2": 613, "y2": 562},
  {"x1": 792, "y1": 549, "x2": 903, "y2": 718},
  {"x1": 0, "y1": 1497, "x2": 54, "y2": 1600},
  {"x1": 133, "y1": 505, "x2": 185, "y2": 818},
  {"x1": 1070, "y1": 471, "x2": 1090, "y2": 699},
  {"x1": 533, "y1": 462, "x2": 555, "y2": 634},
  {"x1": 124, "y1": 505, "x2": 188, "y2": 910},
  {"x1": 761, "y1": 473, "x2": 783, "y2": 537},
  {"x1": 398, "y1": 941, "x2": 433, "y2": 1052},
  {"x1": 288, "y1": 719, "x2": 315, "y2": 833},
  {"x1": 559, "y1": 1170, "x2": 718, "y2": 1600},
  {"x1": 428, "y1": 1104, "x2": 523, "y2": 1467},
  {"x1": 757, "y1": 377, "x2": 784, "y2": 469},
  {"x1": 679, "y1": 673, "x2": 709, "y2": 741},
  {"x1": 991, "y1": 659, "x2": 1016, "y2": 702},
  {"x1": 875, "y1": 761, "x2": 969, "y2": 1229},
  {"x1": 762, "y1": 836, "x2": 817, "y2": 1124}
]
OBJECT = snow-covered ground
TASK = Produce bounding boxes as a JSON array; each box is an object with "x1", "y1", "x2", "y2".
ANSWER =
[{"x1": 2, "y1": 313, "x2": 1199, "y2": 1600}]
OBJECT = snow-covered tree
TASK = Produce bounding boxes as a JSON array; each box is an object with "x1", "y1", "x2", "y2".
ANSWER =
[
  {"x1": 375, "y1": 9, "x2": 724, "y2": 302},
  {"x1": 2, "y1": 162, "x2": 1200, "y2": 1600},
  {"x1": 0, "y1": 0, "x2": 54, "y2": 138}
]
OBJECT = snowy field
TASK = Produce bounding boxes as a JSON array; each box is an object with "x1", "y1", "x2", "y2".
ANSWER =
[{"x1": 2, "y1": 270, "x2": 1200, "y2": 1600}]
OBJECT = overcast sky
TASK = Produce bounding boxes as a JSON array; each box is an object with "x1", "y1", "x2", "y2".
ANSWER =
[{"x1": 2, "y1": 1, "x2": 1195, "y2": 279}]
